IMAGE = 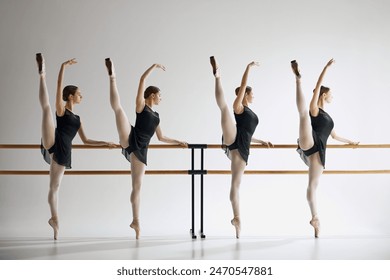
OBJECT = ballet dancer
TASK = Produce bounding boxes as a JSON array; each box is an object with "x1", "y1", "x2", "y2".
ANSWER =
[
  {"x1": 291, "y1": 58, "x2": 359, "y2": 237},
  {"x1": 210, "y1": 56, "x2": 273, "y2": 238},
  {"x1": 105, "y1": 58, "x2": 187, "y2": 239},
  {"x1": 36, "y1": 53, "x2": 115, "y2": 240}
]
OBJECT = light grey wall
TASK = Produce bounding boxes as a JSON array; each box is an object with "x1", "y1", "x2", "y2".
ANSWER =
[{"x1": 1, "y1": 0, "x2": 390, "y2": 238}]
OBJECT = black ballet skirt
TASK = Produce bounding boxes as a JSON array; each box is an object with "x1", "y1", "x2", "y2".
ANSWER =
[
  {"x1": 297, "y1": 108, "x2": 334, "y2": 167},
  {"x1": 41, "y1": 109, "x2": 81, "y2": 169},
  {"x1": 223, "y1": 106, "x2": 259, "y2": 164},
  {"x1": 122, "y1": 105, "x2": 160, "y2": 165}
]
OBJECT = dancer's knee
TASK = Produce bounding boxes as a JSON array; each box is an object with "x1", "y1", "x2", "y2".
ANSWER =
[
  {"x1": 41, "y1": 104, "x2": 52, "y2": 113},
  {"x1": 230, "y1": 192, "x2": 239, "y2": 203},
  {"x1": 131, "y1": 176, "x2": 143, "y2": 189},
  {"x1": 49, "y1": 182, "x2": 60, "y2": 193},
  {"x1": 130, "y1": 190, "x2": 140, "y2": 203},
  {"x1": 306, "y1": 183, "x2": 318, "y2": 198},
  {"x1": 112, "y1": 104, "x2": 124, "y2": 115},
  {"x1": 231, "y1": 177, "x2": 242, "y2": 189},
  {"x1": 299, "y1": 110, "x2": 310, "y2": 119}
]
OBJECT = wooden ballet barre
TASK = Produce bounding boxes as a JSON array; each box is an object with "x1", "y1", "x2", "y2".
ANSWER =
[
  {"x1": 0, "y1": 144, "x2": 180, "y2": 149},
  {"x1": 208, "y1": 170, "x2": 390, "y2": 175},
  {"x1": 207, "y1": 144, "x2": 390, "y2": 149},
  {"x1": 1, "y1": 169, "x2": 390, "y2": 175},
  {"x1": 1, "y1": 144, "x2": 390, "y2": 149},
  {"x1": 0, "y1": 170, "x2": 188, "y2": 175}
]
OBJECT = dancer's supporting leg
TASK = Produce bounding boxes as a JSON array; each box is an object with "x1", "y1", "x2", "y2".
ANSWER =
[
  {"x1": 106, "y1": 58, "x2": 131, "y2": 147},
  {"x1": 48, "y1": 159, "x2": 65, "y2": 240},
  {"x1": 229, "y1": 150, "x2": 246, "y2": 238},
  {"x1": 307, "y1": 154, "x2": 323, "y2": 238},
  {"x1": 129, "y1": 153, "x2": 146, "y2": 239}
]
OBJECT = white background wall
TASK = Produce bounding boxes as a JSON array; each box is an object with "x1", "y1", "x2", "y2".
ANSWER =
[{"x1": 0, "y1": 0, "x2": 389, "y2": 238}]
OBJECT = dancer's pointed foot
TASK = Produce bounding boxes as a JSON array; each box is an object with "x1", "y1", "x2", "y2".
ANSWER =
[
  {"x1": 231, "y1": 217, "x2": 241, "y2": 239},
  {"x1": 310, "y1": 217, "x2": 320, "y2": 238},
  {"x1": 291, "y1": 60, "x2": 301, "y2": 78},
  {"x1": 210, "y1": 56, "x2": 220, "y2": 78},
  {"x1": 210, "y1": 56, "x2": 217, "y2": 74},
  {"x1": 130, "y1": 219, "x2": 140, "y2": 239},
  {"x1": 48, "y1": 217, "x2": 59, "y2": 240},
  {"x1": 36, "y1": 53, "x2": 45, "y2": 75},
  {"x1": 105, "y1": 58, "x2": 115, "y2": 77}
]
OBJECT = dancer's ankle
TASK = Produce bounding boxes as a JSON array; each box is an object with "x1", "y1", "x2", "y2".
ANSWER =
[{"x1": 50, "y1": 215, "x2": 58, "y2": 222}]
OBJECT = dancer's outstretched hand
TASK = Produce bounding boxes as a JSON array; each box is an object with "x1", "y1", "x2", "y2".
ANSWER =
[
  {"x1": 248, "y1": 61, "x2": 260, "y2": 67},
  {"x1": 178, "y1": 141, "x2": 188, "y2": 148},
  {"x1": 153, "y1": 64, "x2": 166, "y2": 71},
  {"x1": 259, "y1": 140, "x2": 273, "y2": 148},
  {"x1": 106, "y1": 142, "x2": 118, "y2": 149},
  {"x1": 349, "y1": 141, "x2": 360, "y2": 148},
  {"x1": 62, "y1": 58, "x2": 77, "y2": 67},
  {"x1": 326, "y1": 58, "x2": 335, "y2": 67}
]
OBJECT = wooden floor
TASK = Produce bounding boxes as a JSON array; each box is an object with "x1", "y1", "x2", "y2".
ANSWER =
[{"x1": 1, "y1": 235, "x2": 390, "y2": 260}]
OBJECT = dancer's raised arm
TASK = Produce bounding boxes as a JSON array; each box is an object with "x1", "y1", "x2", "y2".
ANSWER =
[
  {"x1": 309, "y1": 58, "x2": 334, "y2": 116},
  {"x1": 56, "y1": 58, "x2": 77, "y2": 116},
  {"x1": 136, "y1": 64, "x2": 166, "y2": 113},
  {"x1": 233, "y1": 61, "x2": 259, "y2": 114}
]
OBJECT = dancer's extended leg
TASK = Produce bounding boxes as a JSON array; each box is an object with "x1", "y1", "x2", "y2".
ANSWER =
[
  {"x1": 291, "y1": 61, "x2": 314, "y2": 150},
  {"x1": 215, "y1": 77, "x2": 236, "y2": 145},
  {"x1": 48, "y1": 158, "x2": 65, "y2": 240},
  {"x1": 229, "y1": 150, "x2": 246, "y2": 238},
  {"x1": 295, "y1": 79, "x2": 314, "y2": 150},
  {"x1": 38, "y1": 57, "x2": 55, "y2": 149},
  {"x1": 307, "y1": 153, "x2": 324, "y2": 238},
  {"x1": 106, "y1": 59, "x2": 131, "y2": 147},
  {"x1": 129, "y1": 153, "x2": 146, "y2": 239}
]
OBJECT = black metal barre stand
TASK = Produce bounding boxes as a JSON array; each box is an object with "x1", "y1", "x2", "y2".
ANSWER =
[{"x1": 188, "y1": 144, "x2": 207, "y2": 239}]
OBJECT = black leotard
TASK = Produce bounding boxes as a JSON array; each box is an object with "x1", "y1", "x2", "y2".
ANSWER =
[
  {"x1": 41, "y1": 109, "x2": 81, "y2": 169},
  {"x1": 122, "y1": 105, "x2": 160, "y2": 165},
  {"x1": 223, "y1": 106, "x2": 259, "y2": 164},
  {"x1": 297, "y1": 108, "x2": 334, "y2": 167}
]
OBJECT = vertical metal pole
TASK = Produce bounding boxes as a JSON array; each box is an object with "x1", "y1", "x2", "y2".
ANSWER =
[
  {"x1": 200, "y1": 148, "x2": 206, "y2": 238},
  {"x1": 191, "y1": 148, "x2": 196, "y2": 239}
]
